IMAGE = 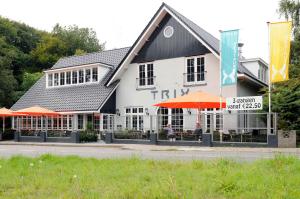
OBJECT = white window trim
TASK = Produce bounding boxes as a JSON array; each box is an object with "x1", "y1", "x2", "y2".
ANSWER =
[
  {"x1": 46, "y1": 66, "x2": 103, "y2": 89},
  {"x1": 203, "y1": 108, "x2": 223, "y2": 132},
  {"x1": 136, "y1": 62, "x2": 155, "y2": 89},
  {"x1": 124, "y1": 107, "x2": 144, "y2": 130},
  {"x1": 184, "y1": 55, "x2": 207, "y2": 86}
]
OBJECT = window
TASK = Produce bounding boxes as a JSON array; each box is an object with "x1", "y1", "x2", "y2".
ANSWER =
[
  {"x1": 47, "y1": 66, "x2": 101, "y2": 88},
  {"x1": 216, "y1": 108, "x2": 223, "y2": 130},
  {"x1": 258, "y1": 65, "x2": 266, "y2": 83},
  {"x1": 37, "y1": 117, "x2": 42, "y2": 129},
  {"x1": 48, "y1": 117, "x2": 52, "y2": 129},
  {"x1": 204, "y1": 108, "x2": 223, "y2": 131},
  {"x1": 157, "y1": 107, "x2": 169, "y2": 129},
  {"x1": 53, "y1": 117, "x2": 58, "y2": 129},
  {"x1": 94, "y1": 114, "x2": 100, "y2": 130},
  {"x1": 68, "y1": 115, "x2": 73, "y2": 130},
  {"x1": 103, "y1": 115, "x2": 113, "y2": 131},
  {"x1": 78, "y1": 114, "x2": 84, "y2": 130},
  {"x1": 48, "y1": 74, "x2": 53, "y2": 87},
  {"x1": 66, "y1": 71, "x2": 71, "y2": 85},
  {"x1": 79, "y1": 70, "x2": 84, "y2": 83},
  {"x1": 171, "y1": 108, "x2": 183, "y2": 132},
  {"x1": 92, "y1": 68, "x2": 98, "y2": 82},
  {"x1": 187, "y1": 58, "x2": 195, "y2": 82},
  {"x1": 186, "y1": 56, "x2": 205, "y2": 83},
  {"x1": 60, "y1": 72, "x2": 65, "y2": 86},
  {"x1": 164, "y1": 26, "x2": 174, "y2": 38},
  {"x1": 206, "y1": 108, "x2": 213, "y2": 132},
  {"x1": 54, "y1": 73, "x2": 59, "y2": 86},
  {"x1": 63, "y1": 115, "x2": 68, "y2": 130},
  {"x1": 139, "y1": 65, "x2": 146, "y2": 86},
  {"x1": 138, "y1": 63, "x2": 154, "y2": 87},
  {"x1": 72, "y1": 71, "x2": 78, "y2": 84},
  {"x1": 85, "y1": 68, "x2": 91, "y2": 83},
  {"x1": 125, "y1": 107, "x2": 143, "y2": 130}
]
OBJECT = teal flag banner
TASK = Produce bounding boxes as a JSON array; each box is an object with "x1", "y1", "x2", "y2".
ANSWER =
[{"x1": 221, "y1": 30, "x2": 239, "y2": 86}]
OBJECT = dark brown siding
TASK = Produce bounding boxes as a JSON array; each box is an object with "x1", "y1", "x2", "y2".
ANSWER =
[{"x1": 132, "y1": 13, "x2": 210, "y2": 63}]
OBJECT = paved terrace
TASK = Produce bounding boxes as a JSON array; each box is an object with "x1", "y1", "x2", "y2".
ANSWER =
[{"x1": 0, "y1": 141, "x2": 299, "y2": 161}]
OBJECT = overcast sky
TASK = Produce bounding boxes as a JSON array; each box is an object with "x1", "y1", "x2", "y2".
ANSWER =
[{"x1": 0, "y1": 0, "x2": 282, "y2": 61}]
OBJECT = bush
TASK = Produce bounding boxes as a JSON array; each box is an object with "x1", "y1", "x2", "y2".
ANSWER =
[{"x1": 79, "y1": 131, "x2": 97, "y2": 142}]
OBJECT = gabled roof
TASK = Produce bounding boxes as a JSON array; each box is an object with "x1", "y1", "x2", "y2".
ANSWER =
[
  {"x1": 106, "y1": 3, "x2": 221, "y2": 86},
  {"x1": 11, "y1": 47, "x2": 130, "y2": 112},
  {"x1": 163, "y1": 3, "x2": 219, "y2": 55},
  {"x1": 105, "y1": 3, "x2": 264, "y2": 87},
  {"x1": 52, "y1": 47, "x2": 130, "y2": 70}
]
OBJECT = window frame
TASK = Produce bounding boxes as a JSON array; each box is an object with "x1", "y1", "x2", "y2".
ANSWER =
[
  {"x1": 184, "y1": 56, "x2": 206, "y2": 86},
  {"x1": 46, "y1": 65, "x2": 102, "y2": 88},
  {"x1": 137, "y1": 62, "x2": 155, "y2": 89},
  {"x1": 124, "y1": 107, "x2": 144, "y2": 130}
]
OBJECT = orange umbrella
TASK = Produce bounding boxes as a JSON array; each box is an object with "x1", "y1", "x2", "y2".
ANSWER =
[
  {"x1": 14, "y1": 106, "x2": 60, "y2": 116},
  {"x1": 154, "y1": 91, "x2": 226, "y2": 109},
  {"x1": 0, "y1": 108, "x2": 26, "y2": 133}
]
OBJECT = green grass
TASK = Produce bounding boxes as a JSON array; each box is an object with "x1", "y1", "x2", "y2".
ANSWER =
[{"x1": 0, "y1": 155, "x2": 300, "y2": 198}]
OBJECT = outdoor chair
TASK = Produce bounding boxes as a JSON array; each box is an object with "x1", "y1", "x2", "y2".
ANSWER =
[
  {"x1": 228, "y1": 129, "x2": 240, "y2": 142},
  {"x1": 241, "y1": 129, "x2": 252, "y2": 142}
]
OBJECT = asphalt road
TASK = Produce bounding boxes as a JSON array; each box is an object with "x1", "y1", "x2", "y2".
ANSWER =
[{"x1": 0, "y1": 143, "x2": 299, "y2": 161}]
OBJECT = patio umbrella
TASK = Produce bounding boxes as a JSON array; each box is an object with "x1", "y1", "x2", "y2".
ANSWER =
[
  {"x1": 14, "y1": 105, "x2": 60, "y2": 116},
  {"x1": 14, "y1": 106, "x2": 60, "y2": 132},
  {"x1": 0, "y1": 107, "x2": 26, "y2": 132},
  {"x1": 154, "y1": 91, "x2": 226, "y2": 129},
  {"x1": 154, "y1": 91, "x2": 226, "y2": 109}
]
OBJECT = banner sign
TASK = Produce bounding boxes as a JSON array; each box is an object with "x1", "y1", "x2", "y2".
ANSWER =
[
  {"x1": 270, "y1": 21, "x2": 292, "y2": 83},
  {"x1": 221, "y1": 29, "x2": 239, "y2": 86},
  {"x1": 226, "y1": 96, "x2": 263, "y2": 111}
]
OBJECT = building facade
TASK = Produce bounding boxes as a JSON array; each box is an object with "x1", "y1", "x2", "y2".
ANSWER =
[{"x1": 11, "y1": 3, "x2": 268, "y2": 135}]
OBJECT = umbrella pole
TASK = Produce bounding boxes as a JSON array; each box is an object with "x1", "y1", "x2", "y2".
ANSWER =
[{"x1": 2, "y1": 116, "x2": 4, "y2": 133}]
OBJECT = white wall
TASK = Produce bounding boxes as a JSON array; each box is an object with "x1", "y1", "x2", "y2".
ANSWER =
[{"x1": 115, "y1": 53, "x2": 239, "y2": 130}]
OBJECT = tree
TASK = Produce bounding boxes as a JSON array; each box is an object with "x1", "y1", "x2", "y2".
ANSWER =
[
  {"x1": 278, "y1": 0, "x2": 300, "y2": 33},
  {"x1": 20, "y1": 72, "x2": 43, "y2": 91},
  {"x1": 30, "y1": 34, "x2": 67, "y2": 69},
  {"x1": 52, "y1": 24, "x2": 105, "y2": 56},
  {"x1": 266, "y1": 0, "x2": 300, "y2": 130}
]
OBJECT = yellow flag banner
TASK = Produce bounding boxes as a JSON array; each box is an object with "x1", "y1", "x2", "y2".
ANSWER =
[{"x1": 270, "y1": 21, "x2": 292, "y2": 83}]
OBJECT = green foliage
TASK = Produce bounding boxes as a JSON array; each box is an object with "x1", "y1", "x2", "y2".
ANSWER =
[
  {"x1": 79, "y1": 131, "x2": 97, "y2": 142},
  {"x1": 0, "y1": 16, "x2": 104, "y2": 108},
  {"x1": 0, "y1": 155, "x2": 300, "y2": 198},
  {"x1": 20, "y1": 72, "x2": 43, "y2": 91},
  {"x1": 263, "y1": 1, "x2": 300, "y2": 130},
  {"x1": 278, "y1": 0, "x2": 300, "y2": 33},
  {"x1": 52, "y1": 24, "x2": 105, "y2": 56}
]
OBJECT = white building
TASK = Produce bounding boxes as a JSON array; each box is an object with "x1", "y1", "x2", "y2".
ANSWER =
[{"x1": 12, "y1": 3, "x2": 268, "y2": 138}]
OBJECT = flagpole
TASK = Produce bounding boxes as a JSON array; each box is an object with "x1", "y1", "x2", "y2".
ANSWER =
[
  {"x1": 267, "y1": 22, "x2": 272, "y2": 134},
  {"x1": 219, "y1": 30, "x2": 223, "y2": 142}
]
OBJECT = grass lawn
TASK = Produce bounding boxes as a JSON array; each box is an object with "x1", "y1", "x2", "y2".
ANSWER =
[{"x1": 0, "y1": 155, "x2": 299, "y2": 198}]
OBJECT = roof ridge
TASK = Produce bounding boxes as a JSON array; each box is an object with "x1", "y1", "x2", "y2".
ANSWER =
[{"x1": 56, "y1": 46, "x2": 131, "y2": 61}]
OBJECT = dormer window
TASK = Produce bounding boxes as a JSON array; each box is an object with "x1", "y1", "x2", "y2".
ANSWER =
[
  {"x1": 60, "y1": 72, "x2": 65, "y2": 86},
  {"x1": 79, "y1": 69, "x2": 84, "y2": 84},
  {"x1": 46, "y1": 65, "x2": 107, "y2": 88},
  {"x1": 92, "y1": 68, "x2": 98, "y2": 82},
  {"x1": 85, "y1": 68, "x2": 91, "y2": 82},
  {"x1": 72, "y1": 71, "x2": 78, "y2": 84},
  {"x1": 54, "y1": 73, "x2": 59, "y2": 86},
  {"x1": 48, "y1": 74, "x2": 53, "y2": 87},
  {"x1": 66, "y1": 71, "x2": 71, "y2": 85}
]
